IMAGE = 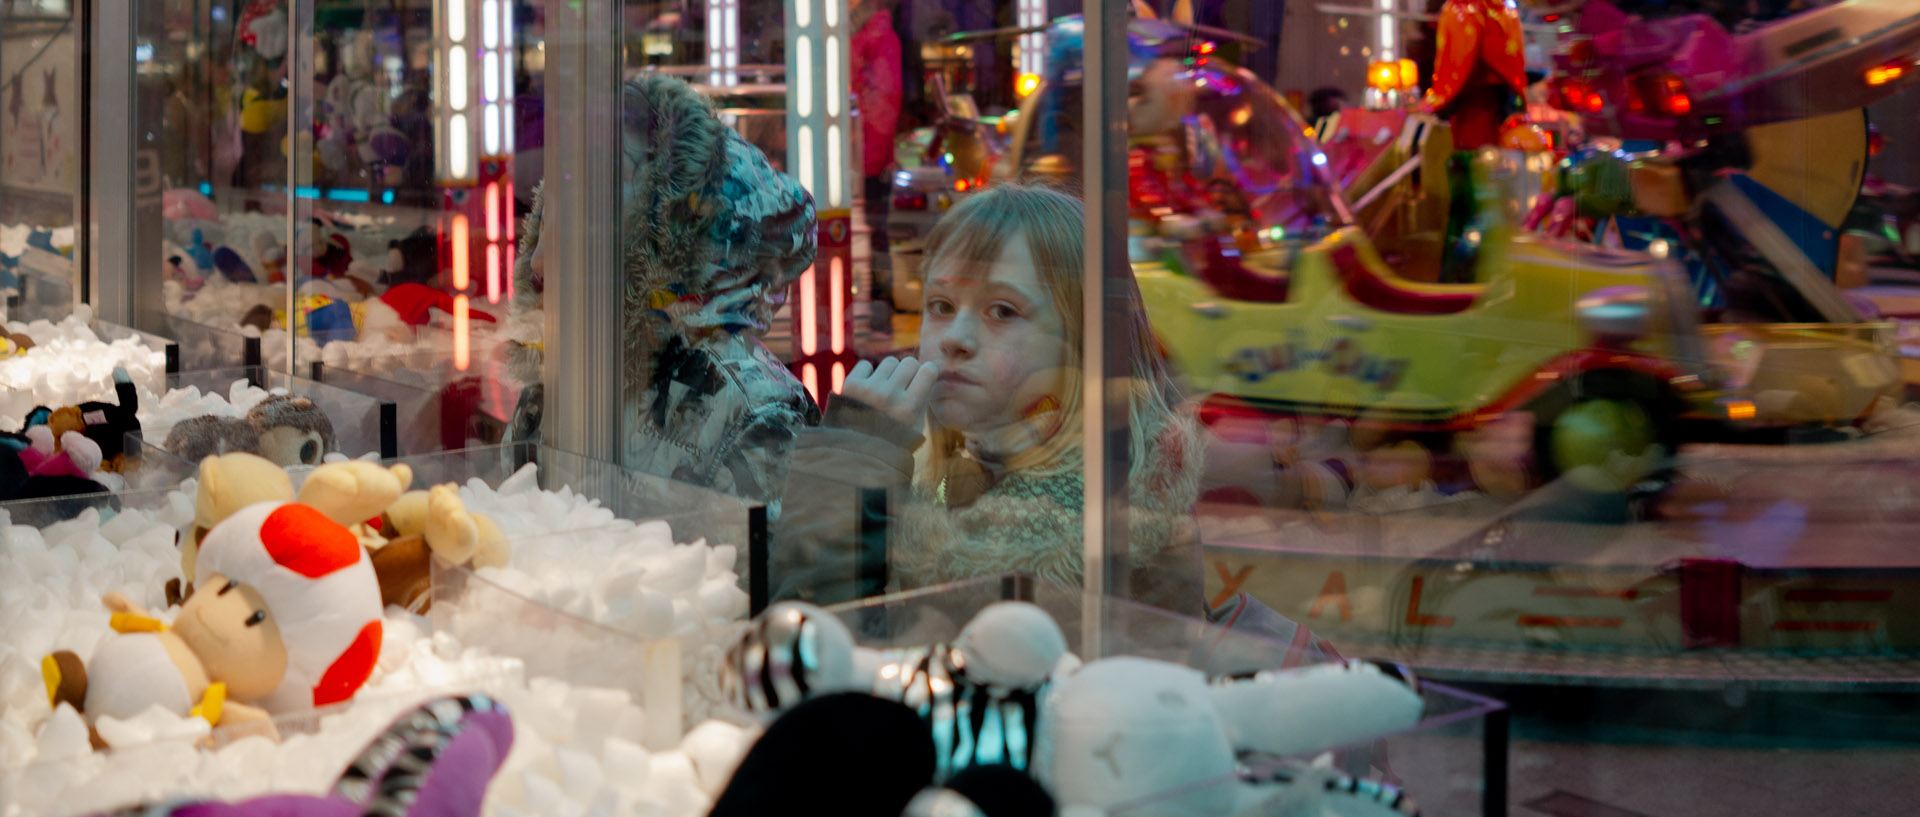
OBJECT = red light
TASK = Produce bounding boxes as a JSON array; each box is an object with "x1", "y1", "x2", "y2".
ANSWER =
[
  {"x1": 1650, "y1": 73, "x2": 1691, "y2": 116},
  {"x1": 893, "y1": 192, "x2": 928, "y2": 210},
  {"x1": 1865, "y1": 60, "x2": 1910, "y2": 87},
  {"x1": 1543, "y1": 13, "x2": 1560, "y2": 21},
  {"x1": 1582, "y1": 89, "x2": 1604, "y2": 113},
  {"x1": 485, "y1": 183, "x2": 500, "y2": 241},
  {"x1": 1198, "y1": 41, "x2": 1216, "y2": 55},
  {"x1": 1568, "y1": 39, "x2": 1595, "y2": 68},
  {"x1": 486, "y1": 244, "x2": 500, "y2": 304},
  {"x1": 956, "y1": 178, "x2": 970, "y2": 192}
]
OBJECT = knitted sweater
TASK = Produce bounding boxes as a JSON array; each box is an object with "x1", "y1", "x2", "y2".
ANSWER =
[{"x1": 773, "y1": 397, "x2": 1208, "y2": 615}]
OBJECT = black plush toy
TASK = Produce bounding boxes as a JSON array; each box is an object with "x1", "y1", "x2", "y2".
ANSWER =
[
  {"x1": 927, "y1": 765, "x2": 1058, "y2": 817},
  {"x1": 383, "y1": 227, "x2": 440, "y2": 288},
  {"x1": 19, "y1": 367, "x2": 142, "y2": 474},
  {"x1": 708, "y1": 693, "x2": 936, "y2": 817}
]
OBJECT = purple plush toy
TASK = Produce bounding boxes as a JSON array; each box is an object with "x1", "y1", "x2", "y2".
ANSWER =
[{"x1": 90, "y1": 695, "x2": 513, "y2": 817}]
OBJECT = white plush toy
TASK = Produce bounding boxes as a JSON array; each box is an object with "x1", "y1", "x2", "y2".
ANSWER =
[{"x1": 722, "y1": 601, "x2": 1427, "y2": 816}]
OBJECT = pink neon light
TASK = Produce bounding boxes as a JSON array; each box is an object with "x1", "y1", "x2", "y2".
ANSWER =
[
  {"x1": 505, "y1": 244, "x2": 515, "y2": 302},
  {"x1": 798, "y1": 269, "x2": 818, "y2": 355},
  {"x1": 832, "y1": 361, "x2": 846, "y2": 394},
  {"x1": 485, "y1": 183, "x2": 500, "y2": 241},
  {"x1": 803, "y1": 363, "x2": 820, "y2": 403},
  {"x1": 454, "y1": 296, "x2": 471, "y2": 371},
  {"x1": 829, "y1": 258, "x2": 845, "y2": 353},
  {"x1": 486, "y1": 244, "x2": 500, "y2": 304},
  {"x1": 451, "y1": 215, "x2": 470, "y2": 290}
]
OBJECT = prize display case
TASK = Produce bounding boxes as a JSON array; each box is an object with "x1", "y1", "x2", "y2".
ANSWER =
[{"x1": 8, "y1": 0, "x2": 1920, "y2": 813}]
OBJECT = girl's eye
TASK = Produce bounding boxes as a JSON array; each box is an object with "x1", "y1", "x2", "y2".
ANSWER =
[
  {"x1": 926, "y1": 298, "x2": 955, "y2": 317},
  {"x1": 245, "y1": 610, "x2": 267, "y2": 627},
  {"x1": 987, "y1": 303, "x2": 1021, "y2": 321}
]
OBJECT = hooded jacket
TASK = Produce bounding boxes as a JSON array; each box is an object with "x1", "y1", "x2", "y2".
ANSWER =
[{"x1": 509, "y1": 77, "x2": 820, "y2": 507}]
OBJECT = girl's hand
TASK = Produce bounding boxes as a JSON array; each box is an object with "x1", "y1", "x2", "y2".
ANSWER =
[{"x1": 840, "y1": 356, "x2": 940, "y2": 429}]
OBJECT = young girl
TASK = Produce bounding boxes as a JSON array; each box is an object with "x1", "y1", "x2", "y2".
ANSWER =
[{"x1": 776, "y1": 184, "x2": 1208, "y2": 614}]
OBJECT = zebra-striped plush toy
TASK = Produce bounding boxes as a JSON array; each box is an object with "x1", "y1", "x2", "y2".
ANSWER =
[{"x1": 719, "y1": 601, "x2": 1427, "y2": 816}]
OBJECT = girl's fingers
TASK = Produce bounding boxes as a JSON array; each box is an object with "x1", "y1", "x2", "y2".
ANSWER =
[
  {"x1": 872, "y1": 356, "x2": 901, "y2": 383},
  {"x1": 904, "y1": 360, "x2": 940, "y2": 408},
  {"x1": 845, "y1": 359, "x2": 875, "y2": 388},
  {"x1": 888, "y1": 356, "x2": 921, "y2": 391}
]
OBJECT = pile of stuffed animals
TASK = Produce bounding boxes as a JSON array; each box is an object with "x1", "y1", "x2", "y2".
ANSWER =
[
  {"x1": 0, "y1": 366, "x2": 142, "y2": 502},
  {"x1": 40, "y1": 452, "x2": 508, "y2": 750},
  {"x1": 716, "y1": 601, "x2": 1429, "y2": 817}
]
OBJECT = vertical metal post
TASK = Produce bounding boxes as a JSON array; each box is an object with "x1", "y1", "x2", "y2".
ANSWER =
[
  {"x1": 88, "y1": 1, "x2": 134, "y2": 325},
  {"x1": 1082, "y1": 0, "x2": 1132, "y2": 653},
  {"x1": 285, "y1": 0, "x2": 310, "y2": 374},
  {"x1": 786, "y1": 0, "x2": 856, "y2": 405},
  {"x1": 1483, "y1": 704, "x2": 1510, "y2": 817},
  {"x1": 542, "y1": 0, "x2": 625, "y2": 459}
]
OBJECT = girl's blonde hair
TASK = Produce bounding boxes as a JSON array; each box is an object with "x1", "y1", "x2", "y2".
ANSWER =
[{"x1": 917, "y1": 183, "x2": 1186, "y2": 486}]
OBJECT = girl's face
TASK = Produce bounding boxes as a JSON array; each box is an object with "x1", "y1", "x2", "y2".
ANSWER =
[{"x1": 919, "y1": 234, "x2": 1070, "y2": 435}]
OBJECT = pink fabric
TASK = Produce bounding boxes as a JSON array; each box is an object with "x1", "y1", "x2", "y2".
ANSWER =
[{"x1": 851, "y1": 8, "x2": 902, "y2": 177}]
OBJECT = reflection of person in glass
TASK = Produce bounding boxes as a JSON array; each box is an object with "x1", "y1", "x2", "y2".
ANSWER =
[
  {"x1": 851, "y1": 0, "x2": 904, "y2": 312},
  {"x1": 506, "y1": 76, "x2": 821, "y2": 509},
  {"x1": 777, "y1": 185, "x2": 1207, "y2": 614}
]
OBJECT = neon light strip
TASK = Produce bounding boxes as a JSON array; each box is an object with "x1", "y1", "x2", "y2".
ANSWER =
[
  {"x1": 449, "y1": 46, "x2": 468, "y2": 109},
  {"x1": 454, "y1": 296, "x2": 471, "y2": 370},
  {"x1": 487, "y1": 244, "x2": 501, "y2": 304},
  {"x1": 1377, "y1": 0, "x2": 1395, "y2": 62},
  {"x1": 452, "y1": 215, "x2": 470, "y2": 289},
  {"x1": 832, "y1": 361, "x2": 846, "y2": 394},
  {"x1": 803, "y1": 363, "x2": 820, "y2": 402},
  {"x1": 485, "y1": 183, "x2": 500, "y2": 241},
  {"x1": 799, "y1": 269, "x2": 818, "y2": 355},
  {"x1": 829, "y1": 257, "x2": 845, "y2": 353}
]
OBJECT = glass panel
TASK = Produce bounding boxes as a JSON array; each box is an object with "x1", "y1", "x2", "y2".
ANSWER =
[
  {"x1": 123, "y1": 0, "x2": 543, "y2": 452},
  {"x1": 1088, "y1": 0, "x2": 1920, "y2": 814},
  {"x1": 0, "y1": 0, "x2": 80, "y2": 324}
]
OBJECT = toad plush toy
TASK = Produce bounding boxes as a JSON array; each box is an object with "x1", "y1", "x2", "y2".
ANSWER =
[
  {"x1": 43, "y1": 500, "x2": 385, "y2": 743},
  {"x1": 177, "y1": 453, "x2": 507, "y2": 612}
]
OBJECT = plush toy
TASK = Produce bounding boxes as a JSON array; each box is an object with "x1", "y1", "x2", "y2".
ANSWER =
[
  {"x1": 251, "y1": 229, "x2": 289, "y2": 283},
  {"x1": 313, "y1": 230, "x2": 353, "y2": 280},
  {"x1": 237, "y1": 1, "x2": 289, "y2": 63},
  {"x1": 709, "y1": 692, "x2": 937, "y2": 817},
  {"x1": 177, "y1": 453, "x2": 505, "y2": 612},
  {"x1": 212, "y1": 245, "x2": 258, "y2": 283},
  {"x1": 42, "y1": 498, "x2": 385, "y2": 745},
  {"x1": 382, "y1": 228, "x2": 440, "y2": 288},
  {"x1": 358, "y1": 282, "x2": 498, "y2": 343},
  {"x1": 720, "y1": 602, "x2": 1426, "y2": 815},
  {"x1": 17, "y1": 425, "x2": 102, "y2": 480},
  {"x1": 163, "y1": 393, "x2": 337, "y2": 467},
  {"x1": 77, "y1": 695, "x2": 514, "y2": 816},
  {"x1": 0, "y1": 439, "x2": 110, "y2": 506},
  {"x1": 274, "y1": 293, "x2": 358, "y2": 345},
  {"x1": 22, "y1": 367, "x2": 142, "y2": 473}
]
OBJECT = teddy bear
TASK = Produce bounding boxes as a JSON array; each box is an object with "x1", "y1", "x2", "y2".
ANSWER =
[
  {"x1": 176, "y1": 452, "x2": 507, "y2": 613},
  {"x1": 719, "y1": 601, "x2": 1427, "y2": 816},
  {"x1": 163, "y1": 393, "x2": 337, "y2": 467},
  {"x1": 42, "y1": 498, "x2": 385, "y2": 747}
]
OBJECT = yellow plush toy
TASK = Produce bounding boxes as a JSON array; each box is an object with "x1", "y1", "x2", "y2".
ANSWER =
[{"x1": 180, "y1": 453, "x2": 507, "y2": 612}]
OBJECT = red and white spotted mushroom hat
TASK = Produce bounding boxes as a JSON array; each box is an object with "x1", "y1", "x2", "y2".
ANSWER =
[{"x1": 195, "y1": 501, "x2": 385, "y2": 711}]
